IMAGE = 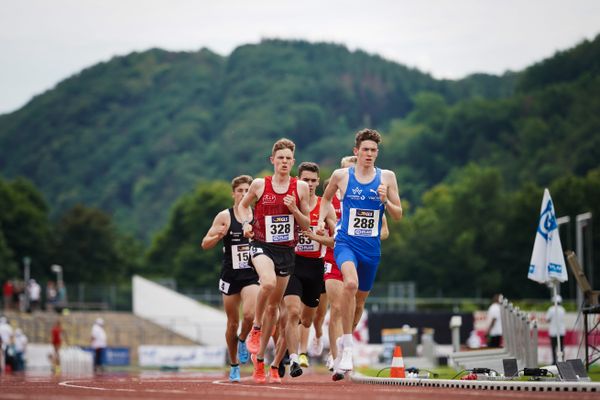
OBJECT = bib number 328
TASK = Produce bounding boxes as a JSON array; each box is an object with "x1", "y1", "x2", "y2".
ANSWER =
[{"x1": 265, "y1": 215, "x2": 294, "y2": 243}]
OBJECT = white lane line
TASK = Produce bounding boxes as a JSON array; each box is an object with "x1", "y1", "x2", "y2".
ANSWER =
[
  {"x1": 212, "y1": 379, "x2": 289, "y2": 390},
  {"x1": 59, "y1": 381, "x2": 135, "y2": 392},
  {"x1": 58, "y1": 380, "x2": 186, "y2": 394}
]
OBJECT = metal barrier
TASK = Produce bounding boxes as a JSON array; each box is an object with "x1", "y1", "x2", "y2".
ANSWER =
[
  {"x1": 450, "y1": 298, "x2": 538, "y2": 371},
  {"x1": 351, "y1": 373, "x2": 600, "y2": 392}
]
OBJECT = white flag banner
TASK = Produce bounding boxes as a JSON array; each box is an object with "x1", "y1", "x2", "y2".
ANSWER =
[{"x1": 528, "y1": 188, "x2": 568, "y2": 284}]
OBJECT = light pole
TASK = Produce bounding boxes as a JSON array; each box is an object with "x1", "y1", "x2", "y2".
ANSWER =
[
  {"x1": 576, "y1": 212, "x2": 593, "y2": 310},
  {"x1": 51, "y1": 264, "x2": 63, "y2": 284},
  {"x1": 23, "y1": 257, "x2": 31, "y2": 312}
]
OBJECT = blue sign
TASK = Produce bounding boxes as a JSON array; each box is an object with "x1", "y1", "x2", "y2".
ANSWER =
[{"x1": 83, "y1": 347, "x2": 130, "y2": 366}]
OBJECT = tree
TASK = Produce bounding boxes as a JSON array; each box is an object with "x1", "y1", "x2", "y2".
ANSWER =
[{"x1": 51, "y1": 205, "x2": 126, "y2": 283}]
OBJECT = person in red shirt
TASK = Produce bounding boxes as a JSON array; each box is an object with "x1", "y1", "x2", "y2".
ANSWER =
[
  {"x1": 238, "y1": 138, "x2": 310, "y2": 384},
  {"x1": 50, "y1": 319, "x2": 67, "y2": 373},
  {"x1": 3, "y1": 280, "x2": 14, "y2": 311}
]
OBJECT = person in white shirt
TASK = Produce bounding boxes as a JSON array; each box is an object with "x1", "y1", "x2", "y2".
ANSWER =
[
  {"x1": 0, "y1": 316, "x2": 13, "y2": 373},
  {"x1": 13, "y1": 328, "x2": 27, "y2": 371},
  {"x1": 27, "y1": 279, "x2": 41, "y2": 312},
  {"x1": 546, "y1": 294, "x2": 566, "y2": 365},
  {"x1": 91, "y1": 318, "x2": 107, "y2": 373},
  {"x1": 485, "y1": 294, "x2": 503, "y2": 348}
]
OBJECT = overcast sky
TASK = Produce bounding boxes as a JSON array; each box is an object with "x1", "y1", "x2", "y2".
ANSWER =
[{"x1": 1, "y1": 0, "x2": 599, "y2": 114}]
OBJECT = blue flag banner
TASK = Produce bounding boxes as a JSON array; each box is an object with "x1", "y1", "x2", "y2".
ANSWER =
[{"x1": 527, "y1": 189, "x2": 568, "y2": 284}]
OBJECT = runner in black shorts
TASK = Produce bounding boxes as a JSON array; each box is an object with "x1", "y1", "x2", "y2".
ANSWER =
[
  {"x1": 271, "y1": 162, "x2": 336, "y2": 377},
  {"x1": 201, "y1": 175, "x2": 260, "y2": 383},
  {"x1": 238, "y1": 138, "x2": 311, "y2": 384}
]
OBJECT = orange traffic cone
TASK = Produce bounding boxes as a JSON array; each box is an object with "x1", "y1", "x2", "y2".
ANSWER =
[{"x1": 390, "y1": 345, "x2": 406, "y2": 378}]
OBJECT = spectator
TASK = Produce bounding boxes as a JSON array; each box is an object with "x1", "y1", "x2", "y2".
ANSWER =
[
  {"x1": 50, "y1": 319, "x2": 67, "y2": 373},
  {"x1": 546, "y1": 294, "x2": 566, "y2": 365},
  {"x1": 46, "y1": 281, "x2": 58, "y2": 312},
  {"x1": 3, "y1": 280, "x2": 14, "y2": 311},
  {"x1": 27, "y1": 279, "x2": 41, "y2": 312},
  {"x1": 56, "y1": 281, "x2": 67, "y2": 312},
  {"x1": 13, "y1": 328, "x2": 27, "y2": 372},
  {"x1": 485, "y1": 294, "x2": 503, "y2": 348},
  {"x1": 91, "y1": 318, "x2": 107, "y2": 373},
  {"x1": 13, "y1": 280, "x2": 25, "y2": 312},
  {"x1": 0, "y1": 316, "x2": 13, "y2": 372}
]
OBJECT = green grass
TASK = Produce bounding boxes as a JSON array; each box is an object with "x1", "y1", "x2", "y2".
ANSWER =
[{"x1": 356, "y1": 365, "x2": 458, "y2": 379}]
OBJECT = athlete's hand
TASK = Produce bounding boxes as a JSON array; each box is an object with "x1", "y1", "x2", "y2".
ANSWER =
[
  {"x1": 377, "y1": 183, "x2": 388, "y2": 204},
  {"x1": 243, "y1": 223, "x2": 254, "y2": 239},
  {"x1": 283, "y1": 193, "x2": 298, "y2": 212},
  {"x1": 316, "y1": 220, "x2": 326, "y2": 235},
  {"x1": 215, "y1": 224, "x2": 228, "y2": 239}
]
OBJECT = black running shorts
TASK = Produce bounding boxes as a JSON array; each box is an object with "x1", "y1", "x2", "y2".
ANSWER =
[
  {"x1": 250, "y1": 241, "x2": 295, "y2": 278},
  {"x1": 284, "y1": 255, "x2": 324, "y2": 307}
]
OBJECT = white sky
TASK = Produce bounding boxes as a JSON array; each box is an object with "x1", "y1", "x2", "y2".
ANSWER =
[{"x1": 1, "y1": 0, "x2": 599, "y2": 114}]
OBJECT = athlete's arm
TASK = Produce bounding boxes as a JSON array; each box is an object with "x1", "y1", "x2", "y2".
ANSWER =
[
  {"x1": 318, "y1": 169, "x2": 342, "y2": 232},
  {"x1": 381, "y1": 215, "x2": 389, "y2": 240},
  {"x1": 239, "y1": 178, "x2": 263, "y2": 238},
  {"x1": 379, "y1": 170, "x2": 403, "y2": 221},
  {"x1": 201, "y1": 210, "x2": 230, "y2": 250},
  {"x1": 305, "y1": 202, "x2": 337, "y2": 248},
  {"x1": 285, "y1": 180, "x2": 310, "y2": 230}
]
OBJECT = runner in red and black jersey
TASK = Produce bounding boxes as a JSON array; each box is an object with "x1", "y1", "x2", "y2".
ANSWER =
[
  {"x1": 270, "y1": 162, "x2": 336, "y2": 377},
  {"x1": 238, "y1": 138, "x2": 311, "y2": 384}
]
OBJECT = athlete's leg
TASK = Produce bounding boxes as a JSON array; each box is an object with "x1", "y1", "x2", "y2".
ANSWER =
[
  {"x1": 309, "y1": 292, "x2": 327, "y2": 356},
  {"x1": 299, "y1": 322, "x2": 310, "y2": 355},
  {"x1": 252, "y1": 255, "x2": 277, "y2": 329},
  {"x1": 222, "y1": 293, "x2": 242, "y2": 364},
  {"x1": 325, "y1": 279, "x2": 344, "y2": 360},
  {"x1": 258, "y1": 275, "x2": 289, "y2": 360},
  {"x1": 353, "y1": 290, "x2": 370, "y2": 331},
  {"x1": 284, "y1": 294, "x2": 302, "y2": 363},
  {"x1": 240, "y1": 284, "x2": 259, "y2": 340},
  {"x1": 340, "y1": 261, "x2": 358, "y2": 337},
  {"x1": 271, "y1": 301, "x2": 288, "y2": 371}
]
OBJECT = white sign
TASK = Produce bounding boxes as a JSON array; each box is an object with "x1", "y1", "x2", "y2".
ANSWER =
[{"x1": 138, "y1": 345, "x2": 226, "y2": 367}]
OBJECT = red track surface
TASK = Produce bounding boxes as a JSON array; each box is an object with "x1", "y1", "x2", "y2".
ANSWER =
[{"x1": 1, "y1": 370, "x2": 598, "y2": 400}]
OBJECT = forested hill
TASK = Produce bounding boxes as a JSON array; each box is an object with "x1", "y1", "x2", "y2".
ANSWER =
[{"x1": 0, "y1": 39, "x2": 515, "y2": 239}]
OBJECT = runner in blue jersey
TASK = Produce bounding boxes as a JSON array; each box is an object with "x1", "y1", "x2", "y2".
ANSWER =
[{"x1": 318, "y1": 128, "x2": 403, "y2": 377}]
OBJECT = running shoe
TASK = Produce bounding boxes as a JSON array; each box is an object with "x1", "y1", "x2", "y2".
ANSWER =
[
  {"x1": 237, "y1": 339, "x2": 249, "y2": 364},
  {"x1": 229, "y1": 365, "x2": 241, "y2": 382},
  {"x1": 269, "y1": 366, "x2": 282, "y2": 384},
  {"x1": 332, "y1": 370, "x2": 345, "y2": 381},
  {"x1": 247, "y1": 327, "x2": 262, "y2": 354},
  {"x1": 289, "y1": 361, "x2": 303, "y2": 378},
  {"x1": 338, "y1": 347, "x2": 353, "y2": 372},
  {"x1": 278, "y1": 360, "x2": 286, "y2": 378},
  {"x1": 251, "y1": 354, "x2": 266, "y2": 384},
  {"x1": 326, "y1": 353, "x2": 334, "y2": 371},
  {"x1": 298, "y1": 353, "x2": 309, "y2": 368},
  {"x1": 308, "y1": 336, "x2": 324, "y2": 356}
]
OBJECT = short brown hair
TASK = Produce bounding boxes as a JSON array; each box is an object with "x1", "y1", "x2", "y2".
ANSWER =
[
  {"x1": 355, "y1": 128, "x2": 381, "y2": 148},
  {"x1": 298, "y1": 161, "x2": 319, "y2": 176},
  {"x1": 340, "y1": 155, "x2": 357, "y2": 167},
  {"x1": 272, "y1": 138, "x2": 295, "y2": 155},
  {"x1": 231, "y1": 175, "x2": 253, "y2": 191}
]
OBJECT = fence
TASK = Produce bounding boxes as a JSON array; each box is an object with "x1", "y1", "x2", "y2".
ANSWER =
[{"x1": 450, "y1": 298, "x2": 538, "y2": 372}]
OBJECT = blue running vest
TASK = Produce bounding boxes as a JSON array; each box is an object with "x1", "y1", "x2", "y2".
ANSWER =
[{"x1": 336, "y1": 167, "x2": 385, "y2": 255}]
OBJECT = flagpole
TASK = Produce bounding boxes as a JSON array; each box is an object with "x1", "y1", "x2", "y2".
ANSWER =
[{"x1": 553, "y1": 281, "x2": 563, "y2": 363}]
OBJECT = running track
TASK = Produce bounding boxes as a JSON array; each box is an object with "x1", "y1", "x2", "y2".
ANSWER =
[{"x1": 0, "y1": 370, "x2": 597, "y2": 400}]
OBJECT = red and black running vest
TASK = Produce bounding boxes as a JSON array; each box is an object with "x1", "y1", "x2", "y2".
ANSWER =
[{"x1": 252, "y1": 176, "x2": 300, "y2": 247}]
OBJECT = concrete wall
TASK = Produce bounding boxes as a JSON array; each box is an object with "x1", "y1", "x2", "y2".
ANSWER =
[{"x1": 132, "y1": 275, "x2": 226, "y2": 347}]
